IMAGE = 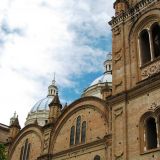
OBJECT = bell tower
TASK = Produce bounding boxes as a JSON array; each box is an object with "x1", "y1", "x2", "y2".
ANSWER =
[
  {"x1": 108, "y1": 0, "x2": 160, "y2": 159},
  {"x1": 109, "y1": 0, "x2": 160, "y2": 95}
]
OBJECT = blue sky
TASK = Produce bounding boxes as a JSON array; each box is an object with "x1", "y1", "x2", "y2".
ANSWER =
[{"x1": 0, "y1": 0, "x2": 114, "y2": 126}]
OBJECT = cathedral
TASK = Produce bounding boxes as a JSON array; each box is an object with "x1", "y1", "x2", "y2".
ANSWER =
[{"x1": 1, "y1": 0, "x2": 160, "y2": 159}]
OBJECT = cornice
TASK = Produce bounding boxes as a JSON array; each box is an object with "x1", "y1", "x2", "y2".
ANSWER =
[
  {"x1": 0, "y1": 125, "x2": 9, "y2": 132},
  {"x1": 104, "y1": 133, "x2": 112, "y2": 146},
  {"x1": 52, "y1": 139, "x2": 104, "y2": 158},
  {"x1": 37, "y1": 139, "x2": 105, "y2": 159},
  {"x1": 109, "y1": 0, "x2": 159, "y2": 27},
  {"x1": 37, "y1": 154, "x2": 53, "y2": 160},
  {"x1": 107, "y1": 72, "x2": 160, "y2": 105},
  {"x1": 107, "y1": 92, "x2": 127, "y2": 105},
  {"x1": 128, "y1": 72, "x2": 160, "y2": 98}
]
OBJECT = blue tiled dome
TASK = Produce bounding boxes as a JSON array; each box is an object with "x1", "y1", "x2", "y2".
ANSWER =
[{"x1": 30, "y1": 96, "x2": 53, "y2": 113}]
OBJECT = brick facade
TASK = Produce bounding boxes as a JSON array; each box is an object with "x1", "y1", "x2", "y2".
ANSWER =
[
  {"x1": 3, "y1": 0, "x2": 160, "y2": 159},
  {"x1": 0, "y1": 123, "x2": 9, "y2": 144}
]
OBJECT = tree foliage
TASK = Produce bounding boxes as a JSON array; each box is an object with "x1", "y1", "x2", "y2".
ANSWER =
[{"x1": 0, "y1": 144, "x2": 7, "y2": 160}]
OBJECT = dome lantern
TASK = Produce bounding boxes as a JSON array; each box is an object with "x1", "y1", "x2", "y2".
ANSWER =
[
  {"x1": 47, "y1": 74, "x2": 58, "y2": 97},
  {"x1": 104, "y1": 52, "x2": 112, "y2": 74}
]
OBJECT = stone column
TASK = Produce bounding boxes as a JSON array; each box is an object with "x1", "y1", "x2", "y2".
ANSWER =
[
  {"x1": 144, "y1": 124, "x2": 147, "y2": 151},
  {"x1": 138, "y1": 36, "x2": 142, "y2": 67},
  {"x1": 148, "y1": 29, "x2": 155, "y2": 61}
]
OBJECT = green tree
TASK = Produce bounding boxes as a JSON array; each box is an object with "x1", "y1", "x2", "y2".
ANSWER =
[{"x1": 0, "y1": 144, "x2": 7, "y2": 160}]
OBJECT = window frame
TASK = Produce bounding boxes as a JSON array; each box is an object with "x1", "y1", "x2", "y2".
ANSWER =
[
  {"x1": 70, "y1": 125, "x2": 75, "y2": 146},
  {"x1": 139, "y1": 111, "x2": 160, "y2": 154},
  {"x1": 81, "y1": 121, "x2": 86, "y2": 143},
  {"x1": 69, "y1": 116, "x2": 87, "y2": 147},
  {"x1": 138, "y1": 22, "x2": 160, "y2": 67}
]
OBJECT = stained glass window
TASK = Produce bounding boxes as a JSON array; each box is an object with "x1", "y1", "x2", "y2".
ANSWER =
[
  {"x1": 75, "y1": 116, "x2": 81, "y2": 144},
  {"x1": 81, "y1": 121, "x2": 86, "y2": 143},
  {"x1": 20, "y1": 139, "x2": 31, "y2": 160},
  {"x1": 70, "y1": 126, "x2": 75, "y2": 145}
]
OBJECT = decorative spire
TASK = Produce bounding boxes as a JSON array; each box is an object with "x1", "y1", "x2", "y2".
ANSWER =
[
  {"x1": 52, "y1": 72, "x2": 56, "y2": 85},
  {"x1": 10, "y1": 111, "x2": 18, "y2": 126},
  {"x1": 49, "y1": 92, "x2": 62, "y2": 109},
  {"x1": 64, "y1": 102, "x2": 68, "y2": 108},
  {"x1": 14, "y1": 111, "x2": 16, "y2": 118},
  {"x1": 10, "y1": 115, "x2": 21, "y2": 129},
  {"x1": 48, "y1": 92, "x2": 62, "y2": 123}
]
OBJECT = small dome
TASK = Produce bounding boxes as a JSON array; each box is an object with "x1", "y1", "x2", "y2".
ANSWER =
[
  {"x1": 25, "y1": 78, "x2": 58, "y2": 126},
  {"x1": 90, "y1": 74, "x2": 112, "y2": 87},
  {"x1": 82, "y1": 53, "x2": 112, "y2": 99},
  {"x1": 30, "y1": 96, "x2": 53, "y2": 113}
]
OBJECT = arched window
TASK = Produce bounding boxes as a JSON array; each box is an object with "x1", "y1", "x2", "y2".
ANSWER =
[
  {"x1": 22, "y1": 139, "x2": 28, "y2": 160},
  {"x1": 75, "y1": 116, "x2": 81, "y2": 144},
  {"x1": 26, "y1": 143, "x2": 31, "y2": 160},
  {"x1": 94, "y1": 155, "x2": 101, "y2": 160},
  {"x1": 81, "y1": 121, "x2": 86, "y2": 143},
  {"x1": 145, "y1": 117, "x2": 157, "y2": 150},
  {"x1": 140, "y1": 112, "x2": 160, "y2": 153},
  {"x1": 20, "y1": 139, "x2": 31, "y2": 160},
  {"x1": 151, "y1": 23, "x2": 160, "y2": 58},
  {"x1": 70, "y1": 126, "x2": 75, "y2": 146},
  {"x1": 139, "y1": 29, "x2": 151, "y2": 65},
  {"x1": 70, "y1": 116, "x2": 87, "y2": 146},
  {"x1": 20, "y1": 146, "x2": 24, "y2": 160}
]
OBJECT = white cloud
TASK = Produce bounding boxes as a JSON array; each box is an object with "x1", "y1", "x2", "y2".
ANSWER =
[{"x1": 0, "y1": 0, "x2": 114, "y2": 126}]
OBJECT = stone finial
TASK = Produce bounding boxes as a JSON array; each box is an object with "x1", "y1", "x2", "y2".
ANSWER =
[
  {"x1": 10, "y1": 116, "x2": 21, "y2": 129},
  {"x1": 64, "y1": 103, "x2": 68, "y2": 108},
  {"x1": 114, "y1": 0, "x2": 129, "y2": 16}
]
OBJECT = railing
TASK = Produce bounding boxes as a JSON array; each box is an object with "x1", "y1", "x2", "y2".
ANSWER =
[{"x1": 109, "y1": 0, "x2": 159, "y2": 26}]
